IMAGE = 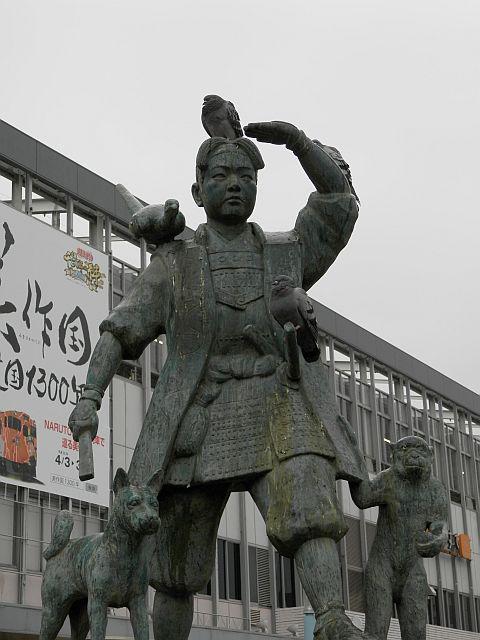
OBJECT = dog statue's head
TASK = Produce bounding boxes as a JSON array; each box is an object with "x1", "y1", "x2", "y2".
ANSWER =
[{"x1": 111, "y1": 468, "x2": 161, "y2": 536}]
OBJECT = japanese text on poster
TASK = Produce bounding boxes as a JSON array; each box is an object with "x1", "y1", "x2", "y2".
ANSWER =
[{"x1": 0, "y1": 201, "x2": 109, "y2": 506}]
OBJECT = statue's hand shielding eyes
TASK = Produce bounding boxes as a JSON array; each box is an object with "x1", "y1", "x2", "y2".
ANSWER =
[{"x1": 244, "y1": 121, "x2": 300, "y2": 146}]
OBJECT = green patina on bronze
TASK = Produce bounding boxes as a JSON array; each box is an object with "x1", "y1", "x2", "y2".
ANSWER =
[
  {"x1": 350, "y1": 436, "x2": 448, "y2": 640},
  {"x1": 61, "y1": 102, "x2": 446, "y2": 640},
  {"x1": 40, "y1": 468, "x2": 161, "y2": 640}
]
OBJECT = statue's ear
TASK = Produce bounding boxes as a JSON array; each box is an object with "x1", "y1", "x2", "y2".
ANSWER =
[
  {"x1": 113, "y1": 467, "x2": 129, "y2": 495},
  {"x1": 147, "y1": 469, "x2": 163, "y2": 496},
  {"x1": 191, "y1": 183, "x2": 203, "y2": 207}
]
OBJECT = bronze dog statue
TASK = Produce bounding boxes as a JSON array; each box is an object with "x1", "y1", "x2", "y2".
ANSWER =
[{"x1": 40, "y1": 468, "x2": 160, "y2": 640}]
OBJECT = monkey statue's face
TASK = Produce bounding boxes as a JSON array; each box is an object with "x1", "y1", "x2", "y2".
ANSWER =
[{"x1": 392, "y1": 436, "x2": 433, "y2": 481}]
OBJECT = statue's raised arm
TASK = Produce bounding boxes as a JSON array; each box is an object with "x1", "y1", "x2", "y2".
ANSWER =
[{"x1": 245, "y1": 120, "x2": 359, "y2": 291}]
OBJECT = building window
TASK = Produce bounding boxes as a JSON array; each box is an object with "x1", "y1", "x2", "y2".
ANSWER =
[
  {"x1": 217, "y1": 539, "x2": 242, "y2": 600},
  {"x1": 376, "y1": 389, "x2": 393, "y2": 467},
  {"x1": 275, "y1": 552, "x2": 297, "y2": 608},
  {"x1": 248, "y1": 545, "x2": 271, "y2": 606},
  {"x1": 443, "y1": 589, "x2": 457, "y2": 629},
  {"x1": 198, "y1": 579, "x2": 212, "y2": 597},
  {"x1": 460, "y1": 593, "x2": 473, "y2": 631},
  {"x1": 345, "y1": 517, "x2": 364, "y2": 613},
  {"x1": 394, "y1": 398, "x2": 409, "y2": 440},
  {"x1": 427, "y1": 590, "x2": 440, "y2": 626},
  {"x1": 0, "y1": 486, "x2": 17, "y2": 566},
  {"x1": 335, "y1": 370, "x2": 352, "y2": 424},
  {"x1": 249, "y1": 546, "x2": 258, "y2": 603}
]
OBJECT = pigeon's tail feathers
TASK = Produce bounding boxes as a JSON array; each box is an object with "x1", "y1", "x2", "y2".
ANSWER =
[
  {"x1": 226, "y1": 102, "x2": 243, "y2": 138},
  {"x1": 297, "y1": 324, "x2": 320, "y2": 363},
  {"x1": 116, "y1": 184, "x2": 144, "y2": 216},
  {"x1": 302, "y1": 342, "x2": 321, "y2": 363}
]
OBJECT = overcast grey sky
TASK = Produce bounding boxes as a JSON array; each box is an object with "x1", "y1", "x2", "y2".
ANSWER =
[{"x1": 1, "y1": 0, "x2": 479, "y2": 392}]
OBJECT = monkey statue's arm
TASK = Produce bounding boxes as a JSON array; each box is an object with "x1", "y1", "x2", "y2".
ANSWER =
[
  {"x1": 416, "y1": 479, "x2": 448, "y2": 558},
  {"x1": 349, "y1": 471, "x2": 389, "y2": 510}
]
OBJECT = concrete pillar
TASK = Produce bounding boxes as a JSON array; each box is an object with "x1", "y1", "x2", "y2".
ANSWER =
[
  {"x1": 12, "y1": 174, "x2": 22, "y2": 211},
  {"x1": 239, "y1": 492, "x2": 251, "y2": 630},
  {"x1": 89, "y1": 213, "x2": 104, "y2": 250},
  {"x1": 24, "y1": 173, "x2": 32, "y2": 215},
  {"x1": 66, "y1": 196, "x2": 74, "y2": 235},
  {"x1": 140, "y1": 238, "x2": 152, "y2": 414},
  {"x1": 52, "y1": 204, "x2": 61, "y2": 229}
]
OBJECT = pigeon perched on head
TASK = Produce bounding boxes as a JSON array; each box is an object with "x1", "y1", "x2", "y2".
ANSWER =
[
  {"x1": 270, "y1": 275, "x2": 320, "y2": 363},
  {"x1": 201, "y1": 95, "x2": 243, "y2": 139}
]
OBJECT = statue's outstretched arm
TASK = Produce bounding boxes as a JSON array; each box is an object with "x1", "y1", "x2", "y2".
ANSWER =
[
  {"x1": 69, "y1": 331, "x2": 122, "y2": 442},
  {"x1": 245, "y1": 120, "x2": 358, "y2": 290},
  {"x1": 244, "y1": 121, "x2": 349, "y2": 195},
  {"x1": 69, "y1": 253, "x2": 170, "y2": 456}
]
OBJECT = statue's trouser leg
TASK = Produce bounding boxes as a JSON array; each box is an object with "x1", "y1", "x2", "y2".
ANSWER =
[
  {"x1": 150, "y1": 483, "x2": 230, "y2": 640},
  {"x1": 250, "y1": 455, "x2": 365, "y2": 638},
  {"x1": 295, "y1": 538, "x2": 344, "y2": 618},
  {"x1": 153, "y1": 591, "x2": 194, "y2": 640}
]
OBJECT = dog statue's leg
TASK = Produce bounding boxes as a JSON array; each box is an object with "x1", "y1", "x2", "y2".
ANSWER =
[
  {"x1": 69, "y1": 599, "x2": 90, "y2": 640},
  {"x1": 87, "y1": 597, "x2": 108, "y2": 640},
  {"x1": 152, "y1": 590, "x2": 193, "y2": 640},
  {"x1": 129, "y1": 595, "x2": 150, "y2": 640},
  {"x1": 39, "y1": 604, "x2": 69, "y2": 640}
]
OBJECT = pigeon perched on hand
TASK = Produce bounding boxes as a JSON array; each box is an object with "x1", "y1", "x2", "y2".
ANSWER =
[
  {"x1": 201, "y1": 95, "x2": 243, "y2": 139},
  {"x1": 270, "y1": 275, "x2": 320, "y2": 363}
]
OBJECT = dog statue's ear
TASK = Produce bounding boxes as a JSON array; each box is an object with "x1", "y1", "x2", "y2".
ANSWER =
[
  {"x1": 113, "y1": 467, "x2": 130, "y2": 495},
  {"x1": 147, "y1": 469, "x2": 164, "y2": 496}
]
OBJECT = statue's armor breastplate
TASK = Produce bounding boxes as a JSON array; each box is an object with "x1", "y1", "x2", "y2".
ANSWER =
[
  {"x1": 209, "y1": 250, "x2": 264, "y2": 309},
  {"x1": 194, "y1": 228, "x2": 275, "y2": 482},
  {"x1": 168, "y1": 225, "x2": 336, "y2": 487},
  {"x1": 207, "y1": 227, "x2": 275, "y2": 358}
]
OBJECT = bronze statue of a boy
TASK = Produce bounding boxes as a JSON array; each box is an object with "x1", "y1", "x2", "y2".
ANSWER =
[{"x1": 70, "y1": 109, "x2": 370, "y2": 640}]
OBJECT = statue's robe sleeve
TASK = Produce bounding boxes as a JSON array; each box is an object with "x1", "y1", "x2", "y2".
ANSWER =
[
  {"x1": 99, "y1": 253, "x2": 170, "y2": 360},
  {"x1": 294, "y1": 191, "x2": 358, "y2": 291}
]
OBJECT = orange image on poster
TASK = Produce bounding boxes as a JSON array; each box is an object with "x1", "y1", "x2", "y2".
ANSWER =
[{"x1": 0, "y1": 410, "x2": 37, "y2": 479}]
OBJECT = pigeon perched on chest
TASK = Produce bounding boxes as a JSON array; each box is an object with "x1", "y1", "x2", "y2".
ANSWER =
[
  {"x1": 270, "y1": 275, "x2": 320, "y2": 363},
  {"x1": 201, "y1": 95, "x2": 243, "y2": 140}
]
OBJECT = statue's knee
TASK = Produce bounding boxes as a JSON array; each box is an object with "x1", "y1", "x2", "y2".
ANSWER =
[{"x1": 267, "y1": 506, "x2": 348, "y2": 557}]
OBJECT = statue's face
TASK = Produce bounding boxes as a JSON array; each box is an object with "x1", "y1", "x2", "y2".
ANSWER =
[
  {"x1": 193, "y1": 148, "x2": 257, "y2": 225},
  {"x1": 392, "y1": 436, "x2": 432, "y2": 480}
]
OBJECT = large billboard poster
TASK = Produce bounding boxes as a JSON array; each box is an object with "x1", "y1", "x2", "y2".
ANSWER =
[{"x1": 0, "y1": 201, "x2": 109, "y2": 506}]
